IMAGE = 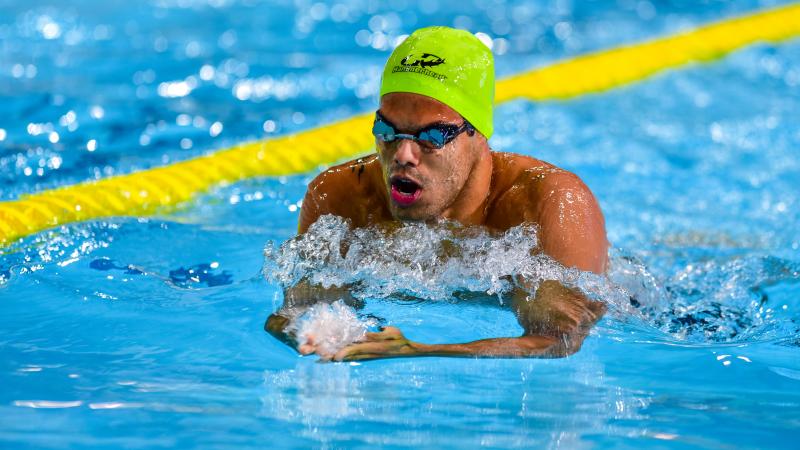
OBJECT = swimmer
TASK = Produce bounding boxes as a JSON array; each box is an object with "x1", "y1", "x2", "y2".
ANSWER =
[{"x1": 265, "y1": 26, "x2": 608, "y2": 361}]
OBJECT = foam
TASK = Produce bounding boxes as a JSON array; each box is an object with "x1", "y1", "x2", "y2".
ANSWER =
[
  {"x1": 286, "y1": 300, "x2": 377, "y2": 355},
  {"x1": 265, "y1": 216, "x2": 800, "y2": 345},
  {"x1": 263, "y1": 214, "x2": 598, "y2": 302}
]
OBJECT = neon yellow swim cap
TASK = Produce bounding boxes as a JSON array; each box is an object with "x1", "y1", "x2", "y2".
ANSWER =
[{"x1": 380, "y1": 26, "x2": 495, "y2": 139}]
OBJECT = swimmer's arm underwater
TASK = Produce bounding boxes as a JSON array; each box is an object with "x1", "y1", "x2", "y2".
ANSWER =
[{"x1": 327, "y1": 280, "x2": 605, "y2": 361}]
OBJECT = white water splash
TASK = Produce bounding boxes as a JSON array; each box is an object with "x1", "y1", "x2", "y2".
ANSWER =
[
  {"x1": 263, "y1": 214, "x2": 602, "y2": 302},
  {"x1": 264, "y1": 215, "x2": 800, "y2": 345},
  {"x1": 286, "y1": 300, "x2": 377, "y2": 355}
]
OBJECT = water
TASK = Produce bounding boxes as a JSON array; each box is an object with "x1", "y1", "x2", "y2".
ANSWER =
[{"x1": 2, "y1": 0, "x2": 800, "y2": 448}]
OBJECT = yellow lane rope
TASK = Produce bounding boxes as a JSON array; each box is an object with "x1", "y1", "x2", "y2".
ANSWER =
[{"x1": 2, "y1": 2, "x2": 800, "y2": 247}]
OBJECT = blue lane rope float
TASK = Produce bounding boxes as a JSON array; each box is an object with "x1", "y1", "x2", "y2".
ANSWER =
[{"x1": 2, "y1": 3, "x2": 800, "y2": 246}]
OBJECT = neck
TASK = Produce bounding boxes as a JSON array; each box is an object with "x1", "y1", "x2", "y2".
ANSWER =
[{"x1": 441, "y1": 144, "x2": 493, "y2": 225}]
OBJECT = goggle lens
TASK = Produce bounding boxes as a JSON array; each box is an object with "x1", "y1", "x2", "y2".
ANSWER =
[
  {"x1": 418, "y1": 128, "x2": 446, "y2": 148},
  {"x1": 372, "y1": 119, "x2": 396, "y2": 142}
]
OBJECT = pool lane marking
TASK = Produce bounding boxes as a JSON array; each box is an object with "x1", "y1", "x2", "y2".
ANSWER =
[
  {"x1": 496, "y1": 2, "x2": 800, "y2": 102},
  {"x1": 2, "y1": 2, "x2": 800, "y2": 247}
]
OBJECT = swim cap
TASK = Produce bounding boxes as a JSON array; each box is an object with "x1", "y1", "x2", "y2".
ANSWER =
[{"x1": 380, "y1": 26, "x2": 495, "y2": 139}]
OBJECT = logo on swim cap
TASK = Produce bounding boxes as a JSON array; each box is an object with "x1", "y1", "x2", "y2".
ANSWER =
[
  {"x1": 392, "y1": 52, "x2": 447, "y2": 81},
  {"x1": 400, "y1": 53, "x2": 445, "y2": 68}
]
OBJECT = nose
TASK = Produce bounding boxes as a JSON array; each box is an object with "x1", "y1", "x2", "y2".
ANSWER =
[{"x1": 392, "y1": 138, "x2": 421, "y2": 167}]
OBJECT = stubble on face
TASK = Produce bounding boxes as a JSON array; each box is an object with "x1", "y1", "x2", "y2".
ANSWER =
[{"x1": 380, "y1": 136, "x2": 476, "y2": 222}]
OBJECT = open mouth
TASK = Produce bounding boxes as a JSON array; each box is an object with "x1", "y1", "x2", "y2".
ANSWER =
[{"x1": 390, "y1": 176, "x2": 422, "y2": 207}]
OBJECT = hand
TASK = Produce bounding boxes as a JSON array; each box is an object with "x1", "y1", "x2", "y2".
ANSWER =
[
  {"x1": 295, "y1": 327, "x2": 414, "y2": 361},
  {"x1": 306, "y1": 326, "x2": 418, "y2": 362},
  {"x1": 297, "y1": 334, "x2": 323, "y2": 357}
]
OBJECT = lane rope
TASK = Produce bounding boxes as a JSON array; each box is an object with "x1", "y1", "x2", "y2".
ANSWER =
[{"x1": 2, "y1": 3, "x2": 800, "y2": 247}]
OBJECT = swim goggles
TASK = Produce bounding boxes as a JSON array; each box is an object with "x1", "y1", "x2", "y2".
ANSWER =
[{"x1": 372, "y1": 111, "x2": 475, "y2": 151}]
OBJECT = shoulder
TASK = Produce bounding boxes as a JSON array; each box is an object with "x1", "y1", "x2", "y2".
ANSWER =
[
  {"x1": 299, "y1": 154, "x2": 386, "y2": 232},
  {"x1": 489, "y1": 152, "x2": 594, "y2": 216},
  {"x1": 305, "y1": 155, "x2": 378, "y2": 198},
  {"x1": 524, "y1": 162, "x2": 596, "y2": 217},
  {"x1": 487, "y1": 152, "x2": 566, "y2": 222},
  {"x1": 488, "y1": 152, "x2": 607, "y2": 273}
]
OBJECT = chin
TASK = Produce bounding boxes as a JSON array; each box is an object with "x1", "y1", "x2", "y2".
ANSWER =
[{"x1": 389, "y1": 204, "x2": 439, "y2": 221}]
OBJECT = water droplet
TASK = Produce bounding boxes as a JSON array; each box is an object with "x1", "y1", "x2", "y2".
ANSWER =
[{"x1": 209, "y1": 121, "x2": 223, "y2": 137}]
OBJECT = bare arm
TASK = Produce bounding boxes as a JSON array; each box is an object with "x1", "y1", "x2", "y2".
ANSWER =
[
  {"x1": 424, "y1": 281, "x2": 605, "y2": 357},
  {"x1": 330, "y1": 280, "x2": 604, "y2": 361}
]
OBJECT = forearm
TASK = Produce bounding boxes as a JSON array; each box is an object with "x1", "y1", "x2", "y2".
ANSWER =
[
  {"x1": 283, "y1": 280, "x2": 360, "y2": 307},
  {"x1": 399, "y1": 280, "x2": 603, "y2": 360},
  {"x1": 330, "y1": 280, "x2": 604, "y2": 362},
  {"x1": 414, "y1": 334, "x2": 573, "y2": 359},
  {"x1": 334, "y1": 328, "x2": 584, "y2": 362}
]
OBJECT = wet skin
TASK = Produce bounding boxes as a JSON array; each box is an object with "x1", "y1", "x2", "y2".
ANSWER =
[{"x1": 265, "y1": 92, "x2": 609, "y2": 361}]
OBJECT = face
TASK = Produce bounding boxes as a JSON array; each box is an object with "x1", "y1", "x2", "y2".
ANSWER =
[{"x1": 376, "y1": 92, "x2": 481, "y2": 221}]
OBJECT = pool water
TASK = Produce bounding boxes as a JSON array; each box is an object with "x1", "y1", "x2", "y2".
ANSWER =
[{"x1": 2, "y1": 1, "x2": 800, "y2": 448}]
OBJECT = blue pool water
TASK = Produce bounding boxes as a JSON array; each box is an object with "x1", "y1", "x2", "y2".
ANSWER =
[{"x1": 2, "y1": 0, "x2": 800, "y2": 448}]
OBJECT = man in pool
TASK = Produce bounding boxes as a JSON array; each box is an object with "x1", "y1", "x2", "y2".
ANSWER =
[{"x1": 265, "y1": 26, "x2": 608, "y2": 361}]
